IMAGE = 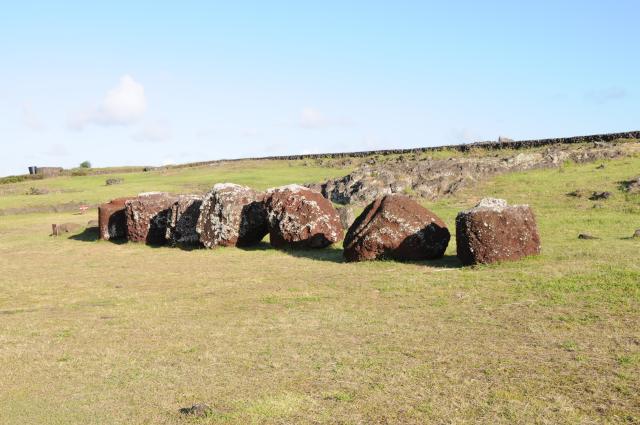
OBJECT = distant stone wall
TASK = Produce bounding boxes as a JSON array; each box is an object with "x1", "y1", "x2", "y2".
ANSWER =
[
  {"x1": 32, "y1": 167, "x2": 64, "y2": 176},
  {"x1": 170, "y1": 130, "x2": 640, "y2": 168}
]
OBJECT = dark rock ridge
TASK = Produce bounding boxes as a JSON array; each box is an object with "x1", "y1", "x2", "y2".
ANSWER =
[
  {"x1": 343, "y1": 194, "x2": 450, "y2": 262},
  {"x1": 166, "y1": 195, "x2": 203, "y2": 247},
  {"x1": 265, "y1": 184, "x2": 343, "y2": 249},
  {"x1": 456, "y1": 198, "x2": 541, "y2": 265},
  {"x1": 196, "y1": 183, "x2": 268, "y2": 248},
  {"x1": 309, "y1": 141, "x2": 639, "y2": 205},
  {"x1": 174, "y1": 131, "x2": 640, "y2": 166},
  {"x1": 98, "y1": 197, "x2": 133, "y2": 240},
  {"x1": 124, "y1": 192, "x2": 178, "y2": 244}
]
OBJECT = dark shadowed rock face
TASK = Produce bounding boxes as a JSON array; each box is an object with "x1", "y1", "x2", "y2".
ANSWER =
[
  {"x1": 196, "y1": 183, "x2": 268, "y2": 248},
  {"x1": 456, "y1": 198, "x2": 541, "y2": 266},
  {"x1": 98, "y1": 197, "x2": 134, "y2": 240},
  {"x1": 166, "y1": 195, "x2": 203, "y2": 247},
  {"x1": 124, "y1": 192, "x2": 178, "y2": 244},
  {"x1": 343, "y1": 194, "x2": 450, "y2": 262},
  {"x1": 265, "y1": 184, "x2": 343, "y2": 249}
]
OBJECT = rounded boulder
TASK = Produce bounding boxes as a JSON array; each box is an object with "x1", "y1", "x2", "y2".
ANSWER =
[{"x1": 343, "y1": 194, "x2": 450, "y2": 262}]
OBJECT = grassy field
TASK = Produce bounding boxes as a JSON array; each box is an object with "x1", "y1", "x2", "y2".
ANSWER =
[{"x1": 0, "y1": 153, "x2": 639, "y2": 424}]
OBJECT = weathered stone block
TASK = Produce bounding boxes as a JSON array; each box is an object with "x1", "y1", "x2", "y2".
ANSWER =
[
  {"x1": 265, "y1": 184, "x2": 343, "y2": 249},
  {"x1": 456, "y1": 198, "x2": 541, "y2": 265},
  {"x1": 124, "y1": 192, "x2": 177, "y2": 244},
  {"x1": 196, "y1": 183, "x2": 268, "y2": 248},
  {"x1": 166, "y1": 195, "x2": 203, "y2": 247},
  {"x1": 98, "y1": 197, "x2": 134, "y2": 240}
]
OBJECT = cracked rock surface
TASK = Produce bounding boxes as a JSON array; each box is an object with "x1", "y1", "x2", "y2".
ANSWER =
[
  {"x1": 196, "y1": 183, "x2": 268, "y2": 248},
  {"x1": 455, "y1": 197, "x2": 541, "y2": 265},
  {"x1": 265, "y1": 184, "x2": 343, "y2": 249},
  {"x1": 343, "y1": 194, "x2": 450, "y2": 262}
]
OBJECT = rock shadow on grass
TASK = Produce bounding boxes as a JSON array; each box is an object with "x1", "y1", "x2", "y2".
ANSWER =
[{"x1": 68, "y1": 227, "x2": 127, "y2": 244}]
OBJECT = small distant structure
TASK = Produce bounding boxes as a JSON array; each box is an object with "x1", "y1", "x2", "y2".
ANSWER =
[
  {"x1": 498, "y1": 136, "x2": 515, "y2": 144},
  {"x1": 28, "y1": 166, "x2": 63, "y2": 177}
]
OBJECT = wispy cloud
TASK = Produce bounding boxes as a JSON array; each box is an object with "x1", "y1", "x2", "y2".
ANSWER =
[
  {"x1": 69, "y1": 75, "x2": 147, "y2": 129},
  {"x1": 586, "y1": 87, "x2": 627, "y2": 104},
  {"x1": 132, "y1": 120, "x2": 172, "y2": 143},
  {"x1": 22, "y1": 103, "x2": 45, "y2": 131},
  {"x1": 298, "y1": 107, "x2": 352, "y2": 129}
]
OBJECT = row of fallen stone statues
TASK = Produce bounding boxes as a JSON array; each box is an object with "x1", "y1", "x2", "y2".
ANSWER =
[{"x1": 98, "y1": 183, "x2": 541, "y2": 265}]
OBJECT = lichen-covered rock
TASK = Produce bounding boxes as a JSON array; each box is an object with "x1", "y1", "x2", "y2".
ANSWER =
[
  {"x1": 337, "y1": 206, "x2": 356, "y2": 229},
  {"x1": 265, "y1": 184, "x2": 343, "y2": 249},
  {"x1": 456, "y1": 198, "x2": 541, "y2": 265},
  {"x1": 196, "y1": 183, "x2": 268, "y2": 248},
  {"x1": 166, "y1": 195, "x2": 203, "y2": 247},
  {"x1": 343, "y1": 194, "x2": 450, "y2": 262},
  {"x1": 124, "y1": 192, "x2": 177, "y2": 244},
  {"x1": 98, "y1": 197, "x2": 133, "y2": 240}
]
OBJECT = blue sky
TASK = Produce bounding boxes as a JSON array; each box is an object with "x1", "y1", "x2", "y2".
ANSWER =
[{"x1": 0, "y1": 1, "x2": 638, "y2": 176}]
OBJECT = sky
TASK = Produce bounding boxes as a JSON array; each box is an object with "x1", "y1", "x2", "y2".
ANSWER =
[{"x1": 0, "y1": 1, "x2": 638, "y2": 176}]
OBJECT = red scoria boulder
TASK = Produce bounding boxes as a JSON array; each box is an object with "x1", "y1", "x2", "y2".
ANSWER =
[
  {"x1": 196, "y1": 183, "x2": 268, "y2": 248},
  {"x1": 455, "y1": 198, "x2": 541, "y2": 265},
  {"x1": 343, "y1": 194, "x2": 450, "y2": 262},
  {"x1": 165, "y1": 195, "x2": 203, "y2": 247},
  {"x1": 265, "y1": 184, "x2": 343, "y2": 249},
  {"x1": 124, "y1": 192, "x2": 178, "y2": 244},
  {"x1": 98, "y1": 197, "x2": 134, "y2": 240}
]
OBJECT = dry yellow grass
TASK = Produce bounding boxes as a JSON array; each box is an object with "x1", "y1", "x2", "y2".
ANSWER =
[{"x1": 0, "y1": 154, "x2": 639, "y2": 424}]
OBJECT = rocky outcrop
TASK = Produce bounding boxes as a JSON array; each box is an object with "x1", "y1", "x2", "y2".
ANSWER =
[
  {"x1": 124, "y1": 192, "x2": 177, "y2": 244},
  {"x1": 343, "y1": 194, "x2": 450, "y2": 262},
  {"x1": 456, "y1": 198, "x2": 541, "y2": 265},
  {"x1": 98, "y1": 197, "x2": 133, "y2": 240},
  {"x1": 265, "y1": 184, "x2": 343, "y2": 249},
  {"x1": 310, "y1": 142, "x2": 638, "y2": 205},
  {"x1": 166, "y1": 195, "x2": 203, "y2": 247},
  {"x1": 196, "y1": 183, "x2": 268, "y2": 248}
]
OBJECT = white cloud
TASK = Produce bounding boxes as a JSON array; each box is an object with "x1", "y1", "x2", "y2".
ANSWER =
[
  {"x1": 133, "y1": 120, "x2": 171, "y2": 143},
  {"x1": 298, "y1": 107, "x2": 351, "y2": 129},
  {"x1": 586, "y1": 87, "x2": 627, "y2": 104},
  {"x1": 22, "y1": 103, "x2": 45, "y2": 131},
  {"x1": 70, "y1": 75, "x2": 147, "y2": 129}
]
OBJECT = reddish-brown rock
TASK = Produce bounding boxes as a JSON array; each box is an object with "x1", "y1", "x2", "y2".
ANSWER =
[
  {"x1": 124, "y1": 192, "x2": 178, "y2": 244},
  {"x1": 166, "y1": 195, "x2": 203, "y2": 247},
  {"x1": 196, "y1": 183, "x2": 268, "y2": 248},
  {"x1": 455, "y1": 198, "x2": 541, "y2": 265},
  {"x1": 343, "y1": 194, "x2": 450, "y2": 262},
  {"x1": 98, "y1": 197, "x2": 133, "y2": 240},
  {"x1": 265, "y1": 184, "x2": 343, "y2": 249}
]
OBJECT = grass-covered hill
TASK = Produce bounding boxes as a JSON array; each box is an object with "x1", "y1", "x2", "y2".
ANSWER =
[{"x1": 0, "y1": 143, "x2": 639, "y2": 424}]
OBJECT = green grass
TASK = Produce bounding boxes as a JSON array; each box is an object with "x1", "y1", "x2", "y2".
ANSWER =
[
  {"x1": 0, "y1": 159, "x2": 353, "y2": 211},
  {"x1": 0, "y1": 152, "x2": 638, "y2": 424}
]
